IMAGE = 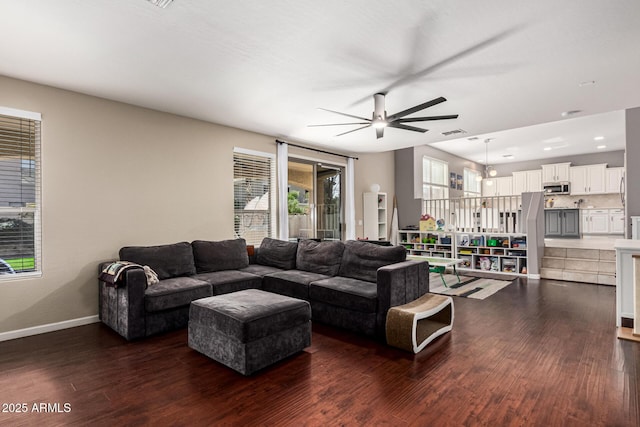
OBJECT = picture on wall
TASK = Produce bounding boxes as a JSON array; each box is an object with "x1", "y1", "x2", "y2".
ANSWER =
[
  {"x1": 457, "y1": 174, "x2": 463, "y2": 190},
  {"x1": 450, "y1": 172, "x2": 456, "y2": 189}
]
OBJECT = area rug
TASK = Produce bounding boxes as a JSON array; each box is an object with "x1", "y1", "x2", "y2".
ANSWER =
[{"x1": 429, "y1": 273, "x2": 515, "y2": 300}]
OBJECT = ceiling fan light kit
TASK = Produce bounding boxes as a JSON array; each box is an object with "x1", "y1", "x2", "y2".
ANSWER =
[{"x1": 309, "y1": 93, "x2": 458, "y2": 139}]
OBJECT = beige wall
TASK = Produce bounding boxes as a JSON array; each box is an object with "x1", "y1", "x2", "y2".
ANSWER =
[
  {"x1": 0, "y1": 75, "x2": 393, "y2": 334},
  {"x1": 354, "y1": 151, "x2": 395, "y2": 239}
]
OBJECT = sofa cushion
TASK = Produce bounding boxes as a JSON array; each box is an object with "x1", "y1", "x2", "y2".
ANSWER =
[
  {"x1": 120, "y1": 242, "x2": 196, "y2": 280},
  {"x1": 192, "y1": 270, "x2": 262, "y2": 295},
  {"x1": 309, "y1": 276, "x2": 378, "y2": 313},
  {"x1": 144, "y1": 277, "x2": 212, "y2": 312},
  {"x1": 192, "y1": 239, "x2": 249, "y2": 273},
  {"x1": 240, "y1": 264, "x2": 285, "y2": 277},
  {"x1": 338, "y1": 240, "x2": 407, "y2": 283},
  {"x1": 296, "y1": 239, "x2": 344, "y2": 276},
  {"x1": 256, "y1": 237, "x2": 297, "y2": 270},
  {"x1": 263, "y1": 270, "x2": 331, "y2": 300}
]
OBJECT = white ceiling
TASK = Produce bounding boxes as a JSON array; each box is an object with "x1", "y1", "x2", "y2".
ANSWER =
[{"x1": 0, "y1": 0, "x2": 638, "y2": 162}]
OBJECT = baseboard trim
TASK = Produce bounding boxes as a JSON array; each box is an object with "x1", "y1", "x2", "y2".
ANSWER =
[
  {"x1": 528, "y1": 274, "x2": 541, "y2": 279},
  {"x1": 0, "y1": 315, "x2": 100, "y2": 343}
]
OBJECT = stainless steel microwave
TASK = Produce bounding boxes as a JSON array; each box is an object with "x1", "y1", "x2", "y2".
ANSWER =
[{"x1": 543, "y1": 182, "x2": 570, "y2": 195}]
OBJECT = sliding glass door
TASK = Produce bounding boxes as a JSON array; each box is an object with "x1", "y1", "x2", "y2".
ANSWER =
[{"x1": 287, "y1": 160, "x2": 343, "y2": 241}]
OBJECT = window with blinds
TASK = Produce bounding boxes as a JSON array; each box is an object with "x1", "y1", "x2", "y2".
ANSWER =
[
  {"x1": 0, "y1": 108, "x2": 41, "y2": 278},
  {"x1": 233, "y1": 148, "x2": 276, "y2": 246}
]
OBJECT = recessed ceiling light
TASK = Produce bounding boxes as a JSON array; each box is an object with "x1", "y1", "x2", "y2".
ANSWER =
[
  {"x1": 561, "y1": 110, "x2": 582, "y2": 117},
  {"x1": 597, "y1": 145, "x2": 607, "y2": 149},
  {"x1": 146, "y1": 0, "x2": 174, "y2": 8},
  {"x1": 594, "y1": 136, "x2": 605, "y2": 141},
  {"x1": 543, "y1": 147, "x2": 552, "y2": 151}
]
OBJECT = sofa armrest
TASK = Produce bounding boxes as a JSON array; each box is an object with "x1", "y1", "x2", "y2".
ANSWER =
[
  {"x1": 375, "y1": 260, "x2": 429, "y2": 335},
  {"x1": 98, "y1": 266, "x2": 147, "y2": 340}
]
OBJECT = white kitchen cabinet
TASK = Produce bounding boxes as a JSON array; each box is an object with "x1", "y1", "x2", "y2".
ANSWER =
[
  {"x1": 542, "y1": 163, "x2": 570, "y2": 183},
  {"x1": 512, "y1": 171, "x2": 527, "y2": 195},
  {"x1": 482, "y1": 178, "x2": 497, "y2": 197},
  {"x1": 527, "y1": 169, "x2": 542, "y2": 192},
  {"x1": 482, "y1": 177, "x2": 512, "y2": 196},
  {"x1": 512, "y1": 170, "x2": 542, "y2": 195},
  {"x1": 496, "y1": 176, "x2": 513, "y2": 196},
  {"x1": 605, "y1": 167, "x2": 624, "y2": 194},
  {"x1": 610, "y1": 209, "x2": 625, "y2": 234},
  {"x1": 582, "y1": 209, "x2": 611, "y2": 234},
  {"x1": 570, "y1": 164, "x2": 606, "y2": 195}
]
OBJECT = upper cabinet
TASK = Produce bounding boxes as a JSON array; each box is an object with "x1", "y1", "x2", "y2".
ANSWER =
[
  {"x1": 605, "y1": 167, "x2": 624, "y2": 194},
  {"x1": 569, "y1": 164, "x2": 606, "y2": 195},
  {"x1": 541, "y1": 162, "x2": 570, "y2": 183},
  {"x1": 513, "y1": 170, "x2": 542, "y2": 194},
  {"x1": 483, "y1": 176, "x2": 513, "y2": 197}
]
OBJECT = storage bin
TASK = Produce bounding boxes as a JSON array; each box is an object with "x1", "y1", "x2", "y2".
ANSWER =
[
  {"x1": 487, "y1": 239, "x2": 498, "y2": 247},
  {"x1": 441, "y1": 237, "x2": 451, "y2": 244}
]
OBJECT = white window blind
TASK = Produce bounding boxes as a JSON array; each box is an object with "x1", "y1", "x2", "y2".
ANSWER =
[
  {"x1": 233, "y1": 148, "x2": 276, "y2": 246},
  {"x1": 0, "y1": 108, "x2": 41, "y2": 278}
]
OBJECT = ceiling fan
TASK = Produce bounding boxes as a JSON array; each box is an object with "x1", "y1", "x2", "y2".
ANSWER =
[{"x1": 309, "y1": 93, "x2": 459, "y2": 139}]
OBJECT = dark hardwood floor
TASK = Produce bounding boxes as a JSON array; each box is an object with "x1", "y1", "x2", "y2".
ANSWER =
[{"x1": 1, "y1": 278, "x2": 639, "y2": 426}]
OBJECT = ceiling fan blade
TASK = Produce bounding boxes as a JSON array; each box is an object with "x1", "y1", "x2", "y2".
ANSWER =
[
  {"x1": 308, "y1": 122, "x2": 370, "y2": 127},
  {"x1": 318, "y1": 108, "x2": 370, "y2": 122},
  {"x1": 383, "y1": 27, "x2": 522, "y2": 94},
  {"x1": 396, "y1": 114, "x2": 459, "y2": 123},
  {"x1": 376, "y1": 127, "x2": 384, "y2": 139},
  {"x1": 387, "y1": 97, "x2": 446, "y2": 121},
  {"x1": 335, "y1": 125, "x2": 371, "y2": 137},
  {"x1": 388, "y1": 122, "x2": 428, "y2": 133}
]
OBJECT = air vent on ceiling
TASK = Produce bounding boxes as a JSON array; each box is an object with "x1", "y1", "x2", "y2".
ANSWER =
[
  {"x1": 147, "y1": 0, "x2": 174, "y2": 8},
  {"x1": 441, "y1": 129, "x2": 467, "y2": 136}
]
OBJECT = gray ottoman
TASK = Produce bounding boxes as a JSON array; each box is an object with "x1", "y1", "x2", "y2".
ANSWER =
[{"x1": 188, "y1": 289, "x2": 311, "y2": 375}]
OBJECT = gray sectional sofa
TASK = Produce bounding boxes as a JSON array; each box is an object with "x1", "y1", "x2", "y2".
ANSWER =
[{"x1": 98, "y1": 237, "x2": 429, "y2": 341}]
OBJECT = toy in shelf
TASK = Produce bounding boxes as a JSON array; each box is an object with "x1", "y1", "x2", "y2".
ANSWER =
[
  {"x1": 419, "y1": 214, "x2": 436, "y2": 231},
  {"x1": 479, "y1": 256, "x2": 499, "y2": 271},
  {"x1": 436, "y1": 218, "x2": 445, "y2": 230}
]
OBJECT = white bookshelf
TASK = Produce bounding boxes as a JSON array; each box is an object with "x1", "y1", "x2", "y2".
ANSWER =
[
  {"x1": 399, "y1": 230, "x2": 528, "y2": 276},
  {"x1": 363, "y1": 192, "x2": 387, "y2": 240}
]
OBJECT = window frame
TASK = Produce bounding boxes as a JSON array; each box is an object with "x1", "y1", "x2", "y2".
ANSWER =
[
  {"x1": 0, "y1": 106, "x2": 42, "y2": 281},
  {"x1": 463, "y1": 168, "x2": 482, "y2": 197},
  {"x1": 422, "y1": 155, "x2": 450, "y2": 200}
]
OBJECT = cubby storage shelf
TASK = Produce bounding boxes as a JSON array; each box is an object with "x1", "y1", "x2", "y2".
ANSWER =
[
  {"x1": 399, "y1": 230, "x2": 528, "y2": 276},
  {"x1": 398, "y1": 230, "x2": 454, "y2": 259}
]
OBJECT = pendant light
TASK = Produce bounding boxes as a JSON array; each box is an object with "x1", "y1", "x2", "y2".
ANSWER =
[{"x1": 477, "y1": 138, "x2": 497, "y2": 184}]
